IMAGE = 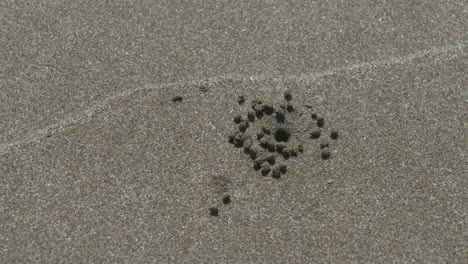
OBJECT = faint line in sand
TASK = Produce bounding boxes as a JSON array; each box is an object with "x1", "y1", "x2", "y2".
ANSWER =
[{"x1": 0, "y1": 42, "x2": 466, "y2": 157}]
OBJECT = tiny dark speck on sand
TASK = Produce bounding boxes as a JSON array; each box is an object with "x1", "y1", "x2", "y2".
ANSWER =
[
  {"x1": 172, "y1": 96, "x2": 183, "y2": 102},
  {"x1": 209, "y1": 207, "x2": 219, "y2": 216},
  {"x1": 331, "y1": 130, "x2": 339, "y2": 140},
  {"x1": 238, "y1": 95, "x2": 245, "y2": 105},
  {"x1": 223, "y1": 195, "x2": 231, "y2": 204}
]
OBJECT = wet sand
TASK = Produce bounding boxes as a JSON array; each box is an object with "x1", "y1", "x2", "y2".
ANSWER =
[{"x1": 1, "y1": 1, "x2": 467, "y2": 263}]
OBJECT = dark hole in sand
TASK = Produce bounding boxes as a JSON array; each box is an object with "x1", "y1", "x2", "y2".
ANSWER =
[{"x1": 274, "y1": 128, "x2": 290, "y2": 142}]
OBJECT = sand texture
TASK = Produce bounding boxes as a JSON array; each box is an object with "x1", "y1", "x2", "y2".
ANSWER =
[{"x1": 1, "y1": 1, "x2": 467, "y2": 263}]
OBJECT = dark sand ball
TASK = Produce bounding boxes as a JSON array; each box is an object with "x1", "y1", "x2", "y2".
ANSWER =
[
  {"x1": 243, "y1": 138, "x2": 253, "y2": 149},
  {"x1": 276, "y1": 143, "x2": 286, "y2": 153},
  {"x1": 260, "y1": 136, "x2": 271, "y2": 146},
  {"x1": 253, "y1": 160, "x2": 262, "y2": 171},
  {"x1": 266, "y1": 141, "x2": 276, "y2": 152},
  {"x1": 249, "y1": 147, "x2": 258, "y2": 160},
  {"x1": 286, "y1": 103, "x2": 294, "y2": 112},
  {"x1": 257, "y1": 131, "x2": 265, "y2": 140},
  {"x1": 263, "y1": 104, "x2": 275, "y2": 115},
  {"x1": 310, "y1": 129, "x2": 321, "y2": 139},
  {"x1": 234, "y1": 133, "x2": 245, "y2": 147},
  {"x1": 311, "y1": 113, "x2": 318, "y2": 119},
  {"x1": 172, "y1": 96, "x2": 183, "y2": 102},
  {"x1": 243, "y1": 147, "x2": 251, "y2": 155},
  {"x1": 284, "y1": 91, "x2": 292, "y2": 101},
  {"x1": 317, "y1": 117, "x2": 325, "y2": 128},
  {"x1": 275, "y1": 109, "x2": 286, "y2": 123},
  {"x1": 199, "y1": 84, "x2": 209, "y2": 92},
  {"x1": 255, "y1": 111, "x2": 264, "y2": 119},
  {"x1": 268, "y1": 145, "x2": 276, "y2": 153},
  {"x1": 321, "y1": 148, "x2": 331, "y2": 160},
  {"x1": 262, "y1": 127, "x2": 271, "y2": 135},
  {"x1": 279, "y1": 164, "x2": 288, "y2": 174},
  {"x1": 262, "y1": 136, "x2": 271, "y2": 148},
  {"x1": 209, "y1": 207, "x2": 219, "y2": 216},
  {"x1": 253, "y1": 102, "x2": 264, "y2": 113},
  {"x1": 266, "y1": 155, "x2": 276, "y2": 165},
  {"x1": 234, "y1": 115, "x2": 242, "y2": 124},
  {"x1": 289, "y1": 147, "x2": 298, "y2": 157},
  {"x1": 297, "y1": 144, "x2": 304, "y2": 153},
  {"x1": 272, "y1": 168, "x2": 281, "y2": 179},
  {"x1": 282, "y1": 149, "x2": 291, "y2": 159},
  {"x1": 238, "y1": 95, "x2": 245, "y2": 105},
  {"x1": 228, "y1": 134, "x2": 235, "y2": 144},
  {"x1": 274, "y1": 128, "x2": 290, "y2": 142},
  {"x1": 331, "y1": 130, "x2": 339, "y2": 140},
  {"x1": 238, "y1": 121, "x2": 249, "y2": 132},
  {"x1": 320, "y1": 141, "x2": 330, "y2": 149},
  {"x1": 261, "y1": 162, "x2": 271, "y2": 175},
  {"x1": 247, "y1": 111, "x2": 256, "y2": 122},
  {"x1": 251, "y1": 99, "x2": 261, "y2": 108},
  {"x1": 223, "y1": 195, "x2": 231, "y2": 204}
]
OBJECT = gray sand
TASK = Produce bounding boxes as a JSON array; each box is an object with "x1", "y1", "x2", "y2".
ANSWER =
[{"x1": 1, "y1": 1, "x2": 467, "y2": 263}]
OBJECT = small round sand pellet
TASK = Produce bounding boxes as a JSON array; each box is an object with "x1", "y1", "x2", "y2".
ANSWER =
[
  {"x1": 262, "y1": 127, "x2": 271, "y2": 135},
  {"x1": 317, "y1": 117, "x2": 325, "y2": 128},
  {"x1": 234, "y1": 115, "x2": 242, "y2": 124},
  {"x1": 247, "y1": 111, "x2": 256, "y2": 122},
  {"x1": 257, "y1": 131, "x2": 265, "y2": 140},
  {"x1": 243, "y1": 138, "x2": 253, "y2": 149},
  {"x1": 290, "y1": 147, "x2": 298, "y2": 157},
  {"x1": 276, "y1": 143, "x2": 286, "y2": 153},
  {"x1": 261, "y1": 162, "x2": 271, "y2": 175},
  {"x1": 249, "y1": 147, "x2": 258, "y2": 160},
  {"x1": 238, "y1": 95, "x2": 245, "y2": 105},
  {"x1": 272, "y1": 168, "x2": 281, "y2": 179},
  {"x1": 260, "y1": 136, "x2": 271, "y2": 147},
  {"x1": 275, "y1": 109, "x2": 286, "y2": 123},
  {"x1": 263, "y1": 104, "x2": 275, "y2": 115},
  {"x1": 234, "y1": 133, "x2": 245, "y2": 147},
  {"x1": 310, "y1": 129, "x2": 321, "y2": 139},
  {"x1": 253, "y1": 103, "x2": 264, "y2": 113},
  {"x1": 320, "y1": 141, "x2": 330, "y2": 149},
  {"x1": 209, "y1": 207, "x2": 219, "y2": 216},
  {"x1": 297, "y1": 144, "x2": 304, "y2": 153},
  {"x1": 172, "y1": 96, "x2": 183, "y2": 102},
  {"x1": 253, "y1": 160, "x2": 262, "y2": 171},
  {"x1": 223, "y1": 195, "x2": 231, "y2": 204},
  {"x1": 279, "y1": 164, "x2": 287, "y2": 174},
  {"x1": 331, "y1": 130, "x2": 339, "y2": 140},
  {"x1": 321, "y1": 148, "x2": 331, "y2": 160},
  {"x1": 238, "y1": 121, "x2": 249, "y2": 132},
  {"x1": 266, "y1": 155, "x2": 276, "y2": 165}
]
